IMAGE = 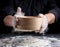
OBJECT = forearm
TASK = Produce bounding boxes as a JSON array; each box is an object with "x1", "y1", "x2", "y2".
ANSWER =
[{"x1": 45, "y1": 13, "x2": 55, "y2": 24}]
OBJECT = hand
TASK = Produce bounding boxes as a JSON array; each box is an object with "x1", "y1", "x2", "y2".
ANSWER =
[
  {"x1": 3, "y1": 7, "x2": 24, "y2": 27},
  {"x1": 3, "y1": 15, "x2": 17, "y2": 27},
  {"x1": 35, "y1": 14, "x2": 48, "y2": 35}
]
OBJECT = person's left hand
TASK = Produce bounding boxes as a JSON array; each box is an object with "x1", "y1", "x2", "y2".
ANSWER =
[{"x1": 35, "y1": 14, "x2": 48, "y2": 35}]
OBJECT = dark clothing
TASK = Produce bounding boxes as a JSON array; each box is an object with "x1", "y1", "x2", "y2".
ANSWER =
[
  {"x1": 0, "y1": 0, "x2": 60, "y2": 34},
  {"x1": 55, "y1": 0, "x2": 60, "y2": 8}
]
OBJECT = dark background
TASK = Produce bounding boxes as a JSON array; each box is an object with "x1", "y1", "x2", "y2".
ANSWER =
[
  {"x1": 0, "y1": 0, "x2": 60, "y2": 34},
  {"x1": 55, "y1": 0, "x2": 60, "y2": 8}
]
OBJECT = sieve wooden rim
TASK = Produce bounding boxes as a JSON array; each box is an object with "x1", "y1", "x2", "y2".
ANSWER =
[{"x1": 16, "y1": 16, "x2": 41, "y2": 18}]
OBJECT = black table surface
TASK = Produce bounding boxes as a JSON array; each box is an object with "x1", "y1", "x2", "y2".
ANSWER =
[{"x1": 0, "y1": 32, "x2": 60, "y2": 38}]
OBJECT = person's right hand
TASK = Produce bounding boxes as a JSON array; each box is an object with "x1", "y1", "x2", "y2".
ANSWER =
[{"x1": 3, "y1": 15, "x2": 17, "y2": 27}]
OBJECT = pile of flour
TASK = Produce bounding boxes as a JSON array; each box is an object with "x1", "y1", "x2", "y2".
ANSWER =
[
  {"x1": 17, "y1": 36, "x2": 51, "y2": 47},
  {"x1": 0, "y1": 36, "x2": 53, "y2": 47}
]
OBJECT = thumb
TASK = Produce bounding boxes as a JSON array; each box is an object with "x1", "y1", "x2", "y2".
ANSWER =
[
  {"x1": 17, "y1": 7, "x2": 22, "y2": 13},
  {"x1": 15, "y1": 7, "x2": 25, "y2": 17}
]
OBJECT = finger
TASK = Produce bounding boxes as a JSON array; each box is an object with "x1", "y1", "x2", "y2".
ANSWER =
[
  {"x1": 40, "y1": 27, "x2": 48, "y2": 35},
  {"x1": 39, "y1": 27, "x2": 45, "y2": 34},
  {"x1": 14, "y1": 16, "x2": 18, "y2": 22},
  {"x1": 17, "y1": 7, "x2": 22, "y2": 13},
  {"x1": 15, "y1": 17, "x2": 18, "y2": 22},
  {"x1": 11, "y1": 16, "x2": 17, "y2": 28},
  {"x1": 35, "y1": 30, "x2": 39, "y2": 33},
  {"x1": 38, "y1": 13, "x2": 44, "y2": 17},
  {"x1": 40, "y1": 15, "x2": 48, "y2": 33},
  {"x1": 15, "y1": 7, "x2": 25, "y2": 17}
]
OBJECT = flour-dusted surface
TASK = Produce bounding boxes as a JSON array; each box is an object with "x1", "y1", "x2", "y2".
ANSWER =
[{"x1": 0, "y1": 35, "x2": 60, "y2": 47}]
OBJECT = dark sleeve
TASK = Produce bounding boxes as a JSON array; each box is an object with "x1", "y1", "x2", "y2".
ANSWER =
[
  {"x1": 0, "y1": 0, "x2": 15, "y2": 33},
  {"x1": 47, "y1": 0, "x2": 60, "y2": 23}
]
